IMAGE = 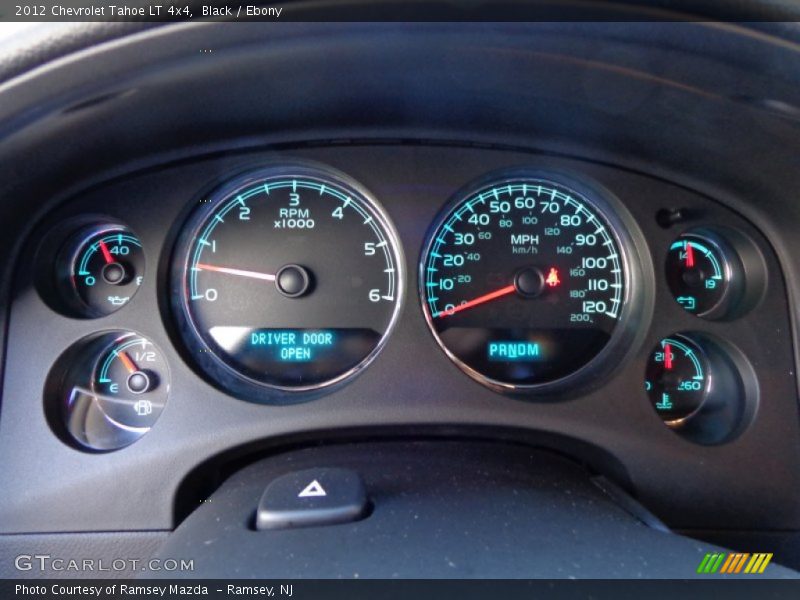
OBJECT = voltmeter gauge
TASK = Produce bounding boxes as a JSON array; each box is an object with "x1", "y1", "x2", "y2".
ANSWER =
[
  {"x1": 665, "y1": 231, "x2": 744, "y2": 320},
  {"x1": 48, "y1": 331, "x2": 169, "y2": 452},
  {"x1": 56, "y1": 224, "x2": 145, "y2": 317}
]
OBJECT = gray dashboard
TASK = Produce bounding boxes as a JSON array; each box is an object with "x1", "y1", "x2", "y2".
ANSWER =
[{"x1": 1, "y1": 143, "x2": 797, "y2": 533}]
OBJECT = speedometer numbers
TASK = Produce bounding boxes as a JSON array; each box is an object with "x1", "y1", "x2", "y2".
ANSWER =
[
  {"x1": 421, "y1": 171, "x2": 646, "y2": 393},
  {"x1": 171, "y1": 164, "x2": 403, "y2": 402}
]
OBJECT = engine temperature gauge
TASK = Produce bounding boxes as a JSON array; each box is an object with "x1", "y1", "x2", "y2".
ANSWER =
[
  {"x1": 49, "y1": 331, "x2": 169, "y2": 452},
  {"x1": 644, "y1": 332, "x2": 754, "y2": 444},
  {"x1": 645, "y1": 335, "x2": 710, "y2": 425},
  {"x1": 57, "y1": 224, "x2": 145, "y2": 317}
]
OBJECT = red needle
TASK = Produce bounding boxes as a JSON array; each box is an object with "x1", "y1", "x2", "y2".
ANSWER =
[
  {"x1": 435, "y1": 285, "x2": 516, "y2": 318},
  {"x1": 685, "y1": 242, "x2": 695, "y2": 268},
  {"x1": 196, "y1": 263, "x2": 276, "y2": 282},
  {"x1": 664, "y1": 343, "x2": 673, "y2": 370},
  {"x1": 99, "y1": 241, "x2": 114, "y2": 265}
]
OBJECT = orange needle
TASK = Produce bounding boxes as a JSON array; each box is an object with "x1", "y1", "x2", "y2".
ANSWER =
[
  {"x1": 196, "y1": 263, "x2": 276, "y2": 282},
  {"x1": 664, "y1": 344, "x2": 673, "y2": 370},
  {"x1": 435, "y1": 285, "x2": 516, "y2": 318},
  {"x1": 685, "y1": 242, "x2": 695, "y2": 268},
  {"x1": 118, "y1": 351, "x2": 138, "y2": 374}
]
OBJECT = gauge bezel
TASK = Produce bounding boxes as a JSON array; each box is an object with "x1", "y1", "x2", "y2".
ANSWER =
[
  {"x1": 643, "y1": 331, "x2": 758, "y2": 445},
  {"x1": 45, "y1": 330, "x2": 170, "y2": 453},
  {"x1": 666, "y1": 230, "x2": 737, "y2": 320},
  {"x1": 169, "y1": 161, "x2": 405, "y2": 404},
  {"x1": 647, "y1": 334, "x2": 713, "y2": 427},
  {"x1": 59, "y1": 223, "x2": 144, "y2": 318},
  {"x1": 418, "y1": 167, "x2": 651, "y2": 396}
]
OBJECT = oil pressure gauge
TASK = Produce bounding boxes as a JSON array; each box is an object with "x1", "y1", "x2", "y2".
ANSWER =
[{"x1": 56, "y1": 223, "x2": 145, "y2": 317}]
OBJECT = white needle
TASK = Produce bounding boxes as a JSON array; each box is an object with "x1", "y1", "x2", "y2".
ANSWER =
[{"x1": 195, "y1": 263, "x2": 276, "y2": 282}]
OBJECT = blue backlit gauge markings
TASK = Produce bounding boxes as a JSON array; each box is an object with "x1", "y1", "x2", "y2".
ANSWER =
[
  {"x1": 420, "y1": 171, "x2": 642, "y2": 392},
  {"x1": 642, "y1": 332, "x2": 755, "y2": 444},
  {"x1": 644, "y1": 336, "x2": 710, "y2": 425},
  {"x1": 665, "y1": 233, "x2": 736, "y2": 319},
  {"x1": 55, "y1": 331, "x2": 169, "y2": 452},
  {"x1": 170, "y1": 164, "x2": 404, "y2": 400},
  {"x1": 57, "y1": 224, "x2": 145, "y2": 317},
  {"x1": 92, "y1": 334, "x2": 169, "y2": 428}
]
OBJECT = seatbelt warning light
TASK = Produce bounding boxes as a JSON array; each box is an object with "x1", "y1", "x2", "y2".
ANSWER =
[{"x1": 546, "y1": 267, "x2": 561, "y2": 287}]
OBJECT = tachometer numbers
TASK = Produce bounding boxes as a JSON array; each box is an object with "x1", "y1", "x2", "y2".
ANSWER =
[{"x1": 171, "y1": 163, "x2": 404, "y2": 401}]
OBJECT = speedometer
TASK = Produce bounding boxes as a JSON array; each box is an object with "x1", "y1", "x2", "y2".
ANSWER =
[
  {"x1": 420, "y1": 170, "x2": 646, "y2": 393},
  {"x1": 170, "y1": 163, "x2": 403, "y2": 402}
]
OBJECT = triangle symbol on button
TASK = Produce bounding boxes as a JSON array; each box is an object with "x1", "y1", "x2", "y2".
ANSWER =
[{"x1": 298, "y1": 479, "x2": 326, "y2": 498}]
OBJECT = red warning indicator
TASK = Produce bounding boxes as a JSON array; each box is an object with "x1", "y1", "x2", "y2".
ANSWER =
[{"x1": 545, "y1": 267, "x2": 561, "y2": 288}]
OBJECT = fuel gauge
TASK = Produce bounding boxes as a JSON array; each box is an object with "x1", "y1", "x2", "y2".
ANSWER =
[{"x1": 48, "y1": 331, "x2": 169, "y2": 452}]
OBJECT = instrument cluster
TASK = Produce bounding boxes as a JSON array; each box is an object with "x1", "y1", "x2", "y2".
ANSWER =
[
  {"x1": 29, "y1": 155, "x2": 774, "y2": 453},
  {"x1": 2, "y1": 142, "x2": 795, "y2": 536}
]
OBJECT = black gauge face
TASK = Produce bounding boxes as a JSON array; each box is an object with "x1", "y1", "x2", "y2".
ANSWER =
[
  {"x1": 666, "y1": 233, "x2": 732, "y2": 317},
  {"x1": 421, "y1": 173, "x2": 632, "y2": 391},
  {"x1": 59, "y1": 225, "x2": 144, "y2": 317},
  {"x1": 645, "y1": 335, "x2": 710, "y2": 425},
  {"x1": 171, "y1": 165, "x2": 403, "y2": 399}
]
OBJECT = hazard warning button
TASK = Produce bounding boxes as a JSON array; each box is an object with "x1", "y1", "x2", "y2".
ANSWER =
[{"x1": 256, "y1": 468, "x2": 368, "y2": 530}]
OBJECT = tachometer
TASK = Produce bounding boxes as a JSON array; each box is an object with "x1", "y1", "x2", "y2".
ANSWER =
[
  {"x1": 420, "y1": 170, "x2": 645, "y2": 393},
  {"x1": 171, "y1": 163, "x2": 403, "y2": 402}
]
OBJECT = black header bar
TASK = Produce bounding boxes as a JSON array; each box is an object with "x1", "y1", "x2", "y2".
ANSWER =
[{"x1": 1, "y1": 0, "x2": 799, "y2": 22}]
